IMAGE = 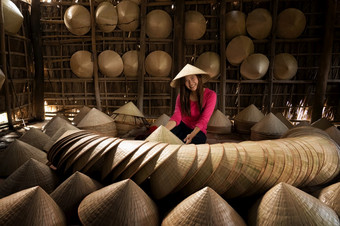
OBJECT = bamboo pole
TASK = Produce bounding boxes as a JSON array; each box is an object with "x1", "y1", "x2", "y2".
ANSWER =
[
  {"x1": 219, "y1": 0, "x2": 226, "y2": 114},
  {"x1": 137, "y1": 0, "x2": 146, "y2": 113}
]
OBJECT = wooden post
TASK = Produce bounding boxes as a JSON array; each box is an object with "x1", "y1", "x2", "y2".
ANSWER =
[
  {"x1": 311, "y1": 0, "x2": 337, "y2": 122},
  {"x1": 90, "y1": 0, "x2": 102, "y2": 111},
  {"x1": 137, "y1": 0, "x2": 146, "y2": 113},
  {"x1": 219, "y1": 0, "x2": 226, "y2": 114}
]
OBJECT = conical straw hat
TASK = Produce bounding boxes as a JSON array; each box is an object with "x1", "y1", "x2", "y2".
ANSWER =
[
  {"x1": 325, "y1": 126, "x2": 340, "y2": 146},
  {"x1": 0, "y1": 69, "x2": 5, "y2": 90},
  {"x1": 162, "y1": 187, "x2": 246, "y2": 226},
  {"x1": 95, "y1": 2, "x2": 118, "y2": 33},
  {"x1": 311, "y1": 117, "x2": 334, "y2": 130},
  {"x1": 19, "y1": 128, "x2": 51, "y2": 150},
  {"x1": 123, "y1": 0, "x2": 141, "y2": 4},
  {"x1": 122, "y1": 50, "x2": 139, "y2": 77},
  {"x1": 145, "y1": 125, "x2": 184, "y2": 144},
  {"x1": 226, "y1": 35, "x2": 254, "y2": 66},
  {"x1": 145, "y1": 50, "x2": 172, "y2": 77},
  {"x1": 43, "y1": 125, "x2": 80, "y2": 152},
  {"x1": 170, "y1": 64, "x2": 211, "y2": 88},
  {"x1": 72, "y1": 106, "x2": 91, "y2": 125},
  {"x1": 112, "y1": 113, "x2": 146, "y2": 136},
  {"x1": 98, "y1": 50, "x2": 123, "y2": 77},
  {"x1": 318, "y1": 182, "x2": 340, "y2": 216},
  {"x1": 240, "y1": 53, "x2": 270, "y2": 80},
  {"x1": 77, "y1": 108, "x2": 114, "y2": 127},
  {"x1": 70, "y1": 50, "x2": 93, "y2": 78},
  {"x1": 0, "y1": 186, "x2": 66, "y2": 226},
  {"x1": 251, "y1": 112, "x2": 289, "y2": 136},
  {"x1": 43, "y1": 116, "x2": 72, "y2": 137},
  {"x1": 277, "y1": 8, "x2": 306, "y2": 39},
  {"x1": 234, "y1": 104, "x2": 264, "y2": 123},
  {"x1": 246, "y1": 8, "x2": 272, "y2": 40},
  {"x1": 151, "y1": 114, "x2": 170, "y2": 127},
  {"x1": 275, "y1": 112, "x2": 293, "y2": 129},
  {"x1": 273, "y1": 53, "x2": 298, "y2": 80},
  {"x1": 248, "y1": 182, "x2": 340, "y2": 226},
  {"x1": 207, "y1": 109, "x2": 232, "y2": 134},
  {"x1": 78, "y1": 179, "x2": 159, "y2": 225},
  {"x1": 146, "y1": 9, "x2": 172, "y2": 38},
  {"x1": 225, "y1": 10, "x2": 246, "y2": 40},
  {"x1": 194, "y1": 51, "x2": 220, "y2": 78},
  {"x1": 3, "y1": 0, "x2": 24, "y2": 34},
  {"x1": 64, "y1": 5, "x2": 91, "y2": 36},
  {"x1": 0, "y1": 158, "x2": 59, "y2": 198},
  {"x1": 117, "y1": 1, "x2": 140, "y2": 31},
  {"x1": 185, "y1": 10, "x2": 206, "y2": 40},
  {"x1": 112, "y1": 101, "x2": 144, "y2": 117}
]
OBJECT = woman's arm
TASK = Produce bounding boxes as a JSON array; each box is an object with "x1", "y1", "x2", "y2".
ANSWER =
[
  {"x1": 195, "y1": 90, "x2": 217, "y2": 131},
  {"x1": 184, "y1": 126, "x2": 201, "y2": 144},
  {"x1": 165, "y1": 120, "x2": 177, "y2": 131}
]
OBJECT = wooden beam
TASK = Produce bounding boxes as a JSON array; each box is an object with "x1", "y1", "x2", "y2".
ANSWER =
[
  {"x1": 137, "y1": 0, "x2": 146, "y2": 113},
  {"x1": 219, "y1": 0, "x2": 226, "y2": 114}
]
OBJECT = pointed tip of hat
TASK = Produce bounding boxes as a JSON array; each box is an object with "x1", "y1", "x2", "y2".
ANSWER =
[
  {"x1": 146, "y1": 125, "x2": 184, "y2": 144},
  {"x1": 325, "y1": 126, "x2": 340, "y2": 146},
  {"x1": 19, "y1": 128, "x2": 51, "y2": 150},
  {"x1": 77, "y1": 108, "x2": 114, "y2": 127},
  {"x1": 43, "y1": 116, "x2": 72, "y2": 137},
  {"x1": 251, "y1": 112, "x2": 289, "y2": 135},
  {"x1": 113, "y1": 102, "x2": 144, "y2": 118},
  {"x1": 208, "y1": 109, "x2": 232, "y2": 127},
  {"x1": 72, "y1": 106, "x2": 92, "y2": 125},
  {"x1": 275, "y1": 112, "x2": 293, "y2": 129},
  {"x1": 151, "y1": 114, "x2": 170, "y2": 127},
  {"x1": 170, "y1": 64, "x2": 211, "y2": 88},
  {"x1": 318, "y1": 182, "x2": 340, "y2": 215},
  {"x1": 311, "y1": 117, "x2": 333, "y2": 130},
  {"x1": 234, "y1": 104, "x2": 264, "y2": 122}
]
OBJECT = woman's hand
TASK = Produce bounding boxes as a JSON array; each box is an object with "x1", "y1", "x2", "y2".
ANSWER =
[{"x1": 184, "y1": 133, "x2": 193, "y2": 144}]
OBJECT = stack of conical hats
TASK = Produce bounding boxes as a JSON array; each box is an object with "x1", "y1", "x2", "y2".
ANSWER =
[
  {"x1": 19, "y1": 128, "x2": 50, "y2": 150},
  {"x1": 146, "y1": 125, "x2": 183, "y2": 145},
  {"x1": 311, "y1": 117, "x2": 333, "y2": 130},
  {"x1": 317, "y1": 182, "x2": 340, "y2": 216},
  {"x1": 325, "y1": 126, "x2": 340, "y2": 146},
  {"x1": 275, "y1": 112, "x2": 293, "y2": 129},
  {"x1": 234, "y1": 104, "x2": 265, "y2": 134},
  {"x1": 64, "y1": 5, "x2": 91, "y2": 36},
  {"x1": 0, "y1": 69, "x2": 5, "y2": 90},
  {"x1": 42, "y1": 115, "x2": 72, "y2": 137},
  {"x1": 43, "y1": 125, "x2": 79, "y2": 152},
  {"x1": 72, "y1": 106, "x2": 91, "y2": 126},
  {"x1": 251, "y1": 112, "x2": 289, "y2": 140},
  {"x1": 207, "y1": 109, "x2": 232, "y2": 134},
  {"x1": 151, "y1": 114, "x2": 170, "y2": 127}
]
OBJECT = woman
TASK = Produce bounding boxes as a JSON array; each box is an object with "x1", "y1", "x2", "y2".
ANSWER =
[{"x1": 165, "y1": 64, "x2": 217, "y2": 144}]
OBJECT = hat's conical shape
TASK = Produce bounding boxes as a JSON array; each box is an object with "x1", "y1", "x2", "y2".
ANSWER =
[
  {"x1": 0, "y1": 69, "x2": 5, "y2": 90},
  {"x1": 318, "y1": 182, "x2": 340, "y2": 216},
  {"x1": 240, "y1": 53, "x2": 270, "y2": 80},
  {"x1": 248, "y1": 182, "x2": 340, "y2": 226},
  {"x1": 70, "y1": 50, "x2": 93, "y2": 78},
  {"x1": 112, "y1": 113, "x2": 146, "y2": 137},
  {"x1": 162, "y1": 187, "x2": 246, "y2": 226},
  {"x1": 78, "y1": 179, "x2": 159, "y2": 225},
  {"x1": 145, "y1": 50, "x2": 172, "y2": 77},
  {"x1": 43, "y1": 125, "x2": 80, "y2": 152},
  {"x1": 123, "y1": 0, "x2": 141, "y2": 4},
  {"x1": 246, "y1": 8, "x2": 272, "y2": 40},
  {"x1": 3, "y1": 0, "x2": 24, "y2": 34},
  {"x1": 95, "y1": 2, "x2": 118, "y2": 33},
  {"x1": 0, "y1": 186, "x2": 66, "y2": 226},
  {"x1": 325, "y1": 126, "x2": 340, "y2": 146},
  {"x1": 251, "y1": 112, "x2": 289, "y2": 140},
  {"x1": 72, "y1": 106, "x2": 91, "y2": 126},
  {"x1": 113, "y1": 101, "x2": 144, "y2": 117},
  {"x1": 19, "y1": 128, "x2": 51, "y2": 150},
  {"x1": 226, "y1": 35, "x2": 254, "y2": 66},
  {"x1": 122, "y1": 50, "x2": 139, "y2": 77},
  {"x1": 274, "y1": 53, "x2": 298, "y2": 80},
  {"x1": 170, "y1": 64, "x2": 211, "y2": 88},
  {"x1": 145, "y1": 125, "x2": 184, "y2": 144},
  {"x1": 151, "y1": 114, "x2": 170, "y2": 127},
  {"x1": 225, "y1": 10, "x2": 246, "y2": 40},
  {"x1": 311, "y1": 117, "x2": 334, "y2": 130},
  {"x1": 146, "y1": 9, "x2": 172, "y2": 38},
  {"x1": 194, "y1": 51, "x2": 220, "y2": 78},
  {"x1": 0, "y1": 158, "x2": 59, "y2": 197},
  {"x1": 185, "y1": 10, "x2": 206, "y2": 40},
  {"x1": 234, "y1": 104, "x2": 264, "y2": 133},
  {"x1": 98, "y1": 50, "x2": 123, "y2": 77},
  {"x1": 277, "y1": 8, "x2": 306, "y2": 39},
  {"x1": 64, "y1": 5, "x2": 91, "y2": 35},
  {"x1": 43, "y1": 116, "x2": 72, "y2": 137},
  {"x1": 0, "y1": 140, "x2": 48, "y2": 177},
  {"x1": 207, "y1": 109, "x2": 232, "y2": 134},
  {"x1": 275, "y1": 112, "x2": 293, "y2": 129},
  {"x1": 117, "y1": 1, "x2": 140, "y2": 31}
]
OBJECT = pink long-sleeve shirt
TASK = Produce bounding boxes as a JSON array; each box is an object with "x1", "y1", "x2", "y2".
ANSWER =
[{"x1": 170, "y1": 88, "x2": 217, "y2": 134}]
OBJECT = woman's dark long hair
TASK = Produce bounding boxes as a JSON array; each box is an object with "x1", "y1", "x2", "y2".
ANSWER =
[{"x1": 180, "y1": 75, "x2": 204, "y2": 116}]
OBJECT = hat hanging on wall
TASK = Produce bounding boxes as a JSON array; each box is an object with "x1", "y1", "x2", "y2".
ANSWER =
[
  {"x1": 146, "y1": 9, "x2": 173, "y2": 39},
  {"x1": 2, "y1": 0, "x2": 24, "y2": 34},
  {"x1": 277, "y1": 8, "x2": 306, "y2": 39},
  {"x1": 95, "y1": 2, "x2": 118, "y2": 33},
  {"x1": 225, "y1": 10, "x2": 246, "y2": 40},
  {"x1": 145, "y1": 50, "x2": 172, "y2": 77},
  {"x1": 170, "y1": 64, "x2": 211, "y2": 88},
  {"x1": 122, "y1": 50, "x2": 139, "y2": 77},
  {"x1": 122, "y1": 0, "x2": 141, "y2": 5},
  {"x1": 0, "y1": 69, "x2": 5, "y2": 90},
  {"x1": 98, "y1": 50, "x2": 123, "y2": 77},
  {"x1": 226, "y1": 35, "x2": 254, "y2": 66},
  {"x1": 273, "y1": 53, "x2": 298, "y2": 80},
  {"x1": 70, "y1": 50, "x2": 93, "y2": 78},
  {"x1": 240, "y1": 53, "x2": 270, "y2": 80},
  {"x1": 117, "y1": 1, "x2": 140, "y2": 31},
  {"x1": 246, "y1": 8, "x2": 272, "y2": 40},
  {"x1": 64, "y1": 5, "x2": 91, "y2": 36},
  {"x1": 194, "y1": 51, "x2": 220, "y2": 78},
  {"x1": 185, "y1": 10, "x2": 206, "y2": 40}
]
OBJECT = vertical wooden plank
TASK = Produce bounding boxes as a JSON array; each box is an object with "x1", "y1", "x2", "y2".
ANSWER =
[
  {"x1": 137, "y1": 0, "x2": 146, "y2": 113},
  {"x1": 219, "y1": 0, "x2": 226, "y2": 114}
]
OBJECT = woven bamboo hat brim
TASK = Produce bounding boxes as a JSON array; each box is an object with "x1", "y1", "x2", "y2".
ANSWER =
[
  {"x1": 0, "y1": 69, "x2": 5, "y2": 89},
  {"x1": 113, "y1": 101, "x2": 144, "y2": 117},
  {"x1": 64, "y1": 5, "x2": 91, "y2": 36},
  {"x1": 3, "y1": 0, "x2": 24, "y2": 34},
  {"x1": 248, "y1": 182, "x2": 340, "y2": 226},
  {"x1": 0, "y1": 186, "x2": 67, "y2": 226},
  {"x1": 273, "y1": 53, "x2": 298, "y2": 80},
  {"x1": 19, "y1": 128, "x2": 50, "y2": 150},
  {"x1": 77, "y1": 108, "x2": 114, "y2": 128},
  {"x1": 70, "y1": 50, "x2": 93, "y2": 78},
  {"x1": 0, "y1": 139, "x2": 48, "y2": 177},
  {"x1": 240, "y1": 53, "x2": 270, "y2": 80},
  {"x1": 43, "y1": 116, "x2": 72, "y2": 137},
  {"x1": 78, "y1": 179, "x2": 159, "y2": 225},
  {"x1": 185, "y1": 10, "x2": 206, "y2": 40},
  {"x1": 226, "y1": 35, "x2": 254, "y2": 66},
  {"x1": 72, "y1": 106, "x2": 91, "y2": 125},
  {"x1": 275, "y1": 112, "x2": 294, "y2": 129},
  {"x1": 246, "y1": 8, "x2": 272, "y2": 40},
  {"x1": 318, "y1": 182, "x2": 340, "y2": 216},
  {"x1": 251, "y1": 112, "x2": 289, "y2": 136},
  {"x1": 277, "y1": 8, "x2": 306, "y2": 39},
  {"x1": 281, "y1": 126, "x2": 330, "y2": 139},
  {"x1": 145, "y1": 125, "x2": 184, "y2": 145},
  {"x1": 122, "y1": 50, "x2": 139, "y2": 77},
  {"x1": 225, "y1": 10, "x2": 246, "y2": 40},
  {"x1": 117, "y1": 1, "x2": 140, "y2": 31},
  {"x1": 325, "y1": 126, "x2": 340, "y2": 146},
  {"x1": 311, "y1": 117, "x2": 334, "y2": 130},
  {"x1": 95, "y1": 2, "x2": 118, "y2": 33},
  {"x1": 170, "y1": 64, "x2": 211, "y2": 88},
  {"x1": 98, "y1": 50, "x2": 123, "y2": 77},
  {"x1": 162, "y1": 187, "x2": 246, "y2": 226},
  {"x1": 149, "y1": 144, "x2": 197, "y2": 199},
  {"x1": 145, "y1": 50, "x2": 172, "y2": 77},
  {"x1": 151, "y1": 114, "x2": 170, "y2": 127},
  {"x1": 0, "y1": 158, "x2": 59, "y2": 198},
  {"x1": 146, "y1": 9, "x2": 172, "y2": 38},
  {"x1": 43, "y1": 125, "x2": 79, "y2": 152},
  {"x1": 194, "y1": 51, "x2": 220, "y2": 78},
  {"x1": 207, "y1": 109, "x2": 232, "y2": 134}
]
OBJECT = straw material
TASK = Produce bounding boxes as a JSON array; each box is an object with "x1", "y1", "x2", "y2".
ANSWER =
[
  {"x1": 43, "y1": 116, "x2": 72, "y2": 137},
  {"x1": 123, "y1": 0, "x2": 141, "y2": 4},
  {"x1": 98, "y1": 50, "x2": 123, "y2": 77},
  {"x1": 122, "y1": 50, "x2": 139, "y2": 77},
  {"x1": 170, "y1": 64, "x2": 212, "y2": 88},
  {"x1": 277, "y1": 8, "x2": 306, "y2": 39},
  {"x1": 113, "y1": 101, "x2": 145, "y2": 117},
  {"x1": 248, "y1": 182, "x2": 340, "y2": 226},
  {"x1": 145, "y1": 50, "x2": 172, "y2": 77},
  {"x1": 146, "y1": 9, "x2": 172, "y2": 38},
  {"x1": 95, "y1": 2, "x2": 118, "y2": 33},
  {"x1": 325, "y1": 126, "x2": 340, "y2": 146},
  {"x1": 64, "y1": 5, "x2": 91, "y2": 35},
  {"x1": 311, "y1": 117, "x2": 334, "y2": 130},
  {"x1": 43, "y1": 125, "x2": 79, "y2": 152},
  {"x1": 251, "y1": 112, "x2": 289, "y2": 140},
  {"x1": 234, "y1": 104, "x2": 264, "y2": 134},
  {"x1": 318, "y1": 182, "x2": 340, "y2": 216},
  {"x1": 240, "y1": 53, "x2": 270, "y2": 80},
  {"x1": 275, "y1": 112, "x2": 294, "y2": 129},
  {"x1": 151, "y1": 114, "x2": 170, "y2": 127},
  {"x1": 207, "y1": 109, "x2": 232, "y2": 134},
  {"x1": 72, "y1": 106, "x2": 91, "y2": 125},
  {"x1": 78, "y1": 179, "x2": 159, "y2": 225},
  {"x1": 146, "y1": 125, "x2": 184, "y2": 145},
  {"x1": 0, "y1": 69, "x2": 5, "y2": 90},
  {"x1": 3, "y1": 0, "x2": 24, "y2": 34},
  {"x1": 225, "y1": 10, "x2": 246, "y2": 40},
  {"x1": 162, "y1": 187, "x2": 246, "y2": 226},
  {"x1": 273, "y1": 53, "x2": 298, "y2": 80},
  {"x1": 0, "y1": 186, "x2": 66, "y2": 226},
  {"x1": 226, "y1": 35, "x2": 254, "y2": 66},
  {"x1": 194, "y1": 51, "x2": 220, "y2": 78},
  {"x1": 281, "y1": 126, "x2": 330, "y2": 139},
  {"x1": 246, "y1": 8, "x2": 272, "y2": 40},
  {"x1": 0, "y1": 139, "x2": 48, "y2": 177},
  {"x1": 19, "y1": 128, "x2": 51, "y2": 150},
  {"x1": 70, "y1": 50, "x2": 93, "y2": 78},
  {"x1": 117, "y1": 1, "x2": 140, "y2": 31},
  {"x1": 185, "y1": 10, "x2": 206, "y2": 40},
  {"x1": 112, "y1": 113, "x2": 146, "y2": 136}
]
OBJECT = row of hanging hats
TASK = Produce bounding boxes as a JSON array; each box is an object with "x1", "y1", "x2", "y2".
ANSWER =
[{"x1": 2, "y1": 0, "x2": 24, "y2": 34}]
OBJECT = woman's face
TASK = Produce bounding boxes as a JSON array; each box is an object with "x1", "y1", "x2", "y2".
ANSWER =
[{"x1": 184, "y1": 74, "x2": 198, "y2": 92}]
